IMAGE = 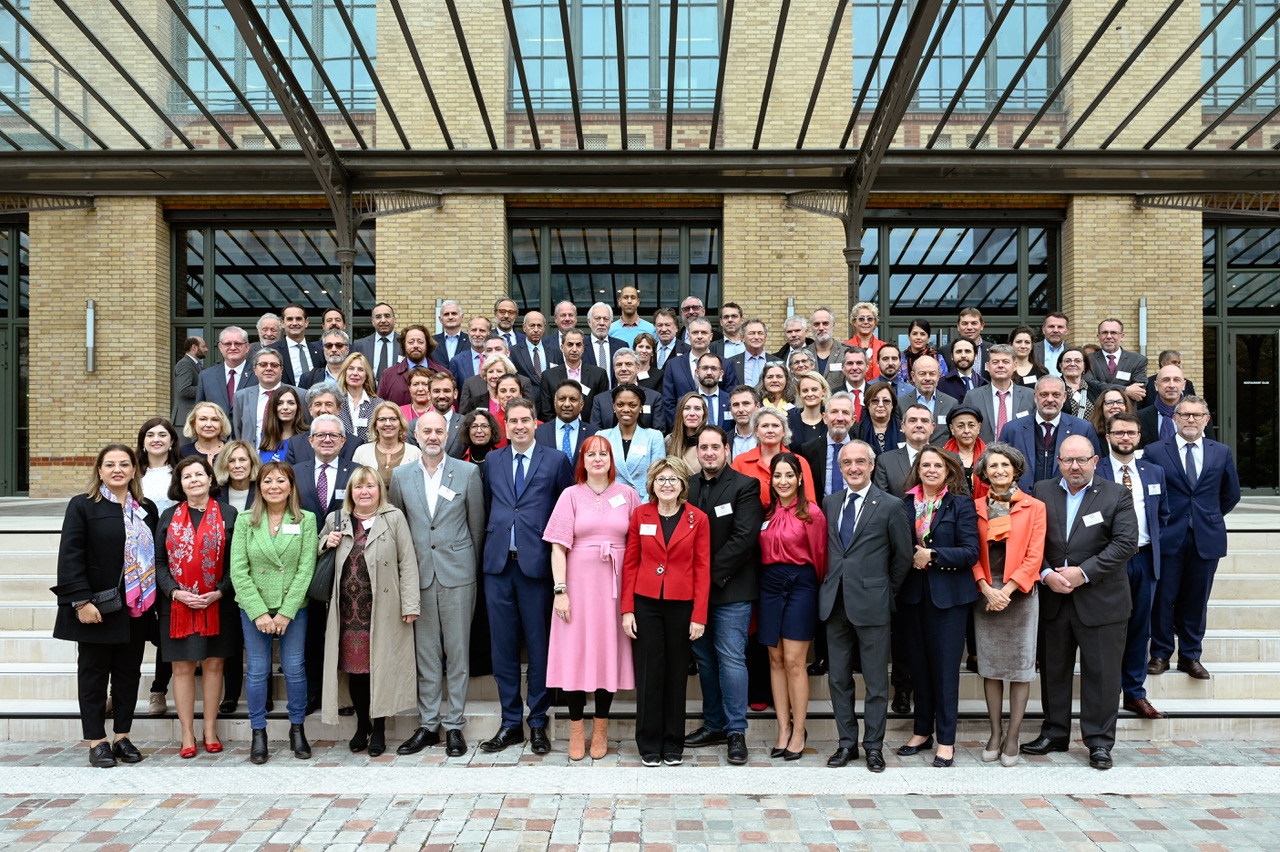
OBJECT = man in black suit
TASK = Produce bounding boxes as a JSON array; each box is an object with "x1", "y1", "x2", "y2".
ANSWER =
[
  {"x1": 541, "y1": 300, "x2": 579, "y2": 355},
  {"x1": 285, "y1": 382, "x2": 357, "y2": 465},
  {"x1": 1023, "y1": 434, "x2": 1139, "y2": 770},
  {"x1": 195, "y1": 326, "x2": 257, "y2": 415},
  {"x1": 652, "y1": 307, "x2": 687, "y2": 370},
  {"x1": 728, "y1": 318, "x2": 779, "y2": 391},
  {"x1": 872, "y1": 404, "x2": 936, "y2": 499},
  {"x1": 537, "y1": 330, "x2": 608, "y2": 422},
  {"x1": 683, "y1": 425, "x2": 764, "y2": 765},
  {"x1": 493, "y1": 296, "x2": 525, "y2": 351},
  {"x1": 774, "y1": 315, "x2": 814, "y2": 363},
  {"x1": 1139, "y1": 364, "x2": 1214, "y2": 447},
  {"x1": 436, "y1": 299, "x2": 467, "y2": 364},
  {"x1": 588, "y1": 347, "x2": 665, "y2": 432},
  {"x1": 171, "y1": 335, "x2": 206, "y2": 429},
  {"x1": 534, "y1": 380, "x2": 598, "y2": 463},
  {"x1": 1088, "y1": 318, "x2": 1148, "y2": 404},
  {"x1": 944, "y1": 307, "x2": 991, "y2": 377},
  {"x1": 821, "y1": 440, "x2": 913, "y2": 772},
  {"x1": 270, "y1": 302, "x2": 325, "y2": 389},
  {"x1": 937, "y1": 336, "x2": 986, "y2": 402},
  {"x1": 458, "y1": 337, "x2": 535, "y2": 413},
  {"x1": 1139, "y1": 350, "x2": 1196, "y2": 409},
  {"x1": 509, "y1": 310, "x2": 558, "y2": 389},
  {"x1": 353, "y1": 302, "x2": 401, "y2": 383}
]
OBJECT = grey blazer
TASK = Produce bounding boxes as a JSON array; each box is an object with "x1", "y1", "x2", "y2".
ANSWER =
[
  {"x1": 871, "y1": 446, "x2": 914, "y2": 498},
  {"x1": 388, "y1": 456, "x2": 485, "y2": 588},
  {"x1": 805, "y1": 339, "x2": 854, "y2": 372},
  {"x1": 896, "y1": 390, "x2": 957, "y2": 446},
  {"x1": 728, "y1": 350, "x2": 781, "y2": 388},
  {"x1": 230, "y1": 383, "x2": 297, "y2": 443},
  {"x1": 962, "y1": 383, "x2": 1035, "y2": 443},
  {"x1": 1087, "y1": 349, "x2": 1149, "y2": 390},
  {"x1": 819, "y1": 485, "x2": 912, "y2": 625},
  {"x1": 171, "y1": 355, "x2": 201, "y2": 427}
]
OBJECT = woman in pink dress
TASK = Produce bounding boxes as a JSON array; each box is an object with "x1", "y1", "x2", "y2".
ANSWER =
[{"x1": 543, "y1": 434, "x2": 642, "y2": 761}]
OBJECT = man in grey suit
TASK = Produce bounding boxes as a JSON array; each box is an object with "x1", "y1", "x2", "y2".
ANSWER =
[
  {"x1": 896, "y1": 355, "x2": 955, "y2": 445},
  {"x1": 873, "y1": 404, "x2": 937, "y2": 498},
  {"x1": 1022, "y1": 434, "x2": 1139, "y2": 770},
  {"x1": 962, "y1": 343, "x2": 1034, "y2": 443},
  {"x1": 390, "y1": 411, "x2": 485, "y2": 758},
  {"x1": 1089, "y1": 317, "x2": 1149, "y2": 404},
  {"x1": 727, "y1": 319, "x2": 779, "y2": 390},
  {"x1": 588, "y1": 348, "x2": 665, "y2": 432},
  {"x1": 171, "y1": 336, "x2": 206, "y2": 429},
  {"x1": 821, "y1": 440, "x2": 912, "y2": 772},
  {"x1": 230, "y1": 348, "x2": 294, "y2": 444}
]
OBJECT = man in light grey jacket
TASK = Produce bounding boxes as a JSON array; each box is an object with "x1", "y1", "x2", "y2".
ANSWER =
[{"x1": 389, "y1": 411, "x2": 485, "y2": 757}]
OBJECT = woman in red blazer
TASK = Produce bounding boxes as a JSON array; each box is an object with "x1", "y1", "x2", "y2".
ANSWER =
[
  {"x1": 621, "y1": 456, "x2": 710, "y2": 768},
  {"x1": 970, "y1": 442, "x2": 1046, "y2": 767}
]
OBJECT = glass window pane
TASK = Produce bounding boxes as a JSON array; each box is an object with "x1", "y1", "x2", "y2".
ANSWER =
[
  {"x1": 1224, "y1": 227, "x2": 1280, "y2": 267},
  {"x1": 887, "y1": 226, "x2": 1020, "y2": 315},
  {"x1": 1225, "y1": 270, "x2": 1280, "y2": 314}
]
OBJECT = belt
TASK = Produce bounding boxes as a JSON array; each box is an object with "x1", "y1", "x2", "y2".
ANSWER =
[
  {"x1": 508, "y1": 549, "x2": 520, "y2": 560},
  {"x1": 1136, "y1": 543, "x2": 1153, "y2": 554}
]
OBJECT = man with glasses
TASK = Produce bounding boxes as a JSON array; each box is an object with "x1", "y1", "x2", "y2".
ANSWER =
[
  {"x1": 231, "y1": 348, "x2": 294, "y2": 444},
  {"x1": 354, "y1": 302, "x2": 401, "y2": 382},
  {"x1": 1142, "y1": 396, "x2": 1240, "y2": 681},
  {"x1": 1096, "y1": 411, "x2": 1169, "y2": 720},
  {"x1": 1023, "y1": 435, "x2": 1138, "y2": 770},
  {"x1": 195, "y1": 326, "x2": 257, "y2": 415},
  {"x1": 302, "y1": 329, "x2": 351, "y2": 389},
  {"x1": 1088, "y1": 318, "x2": 1148, "y2": 403},
  {"x1": 286, "y1": 382, "x2": 357, "y2": 464}
]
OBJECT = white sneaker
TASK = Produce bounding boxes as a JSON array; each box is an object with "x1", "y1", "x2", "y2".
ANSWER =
[
  {"x1": 663, "y1": 754, "x2": 683, "y2": 766},
  {"x1": 642, "y1": 753, "x2": 661, "y2": 767}
]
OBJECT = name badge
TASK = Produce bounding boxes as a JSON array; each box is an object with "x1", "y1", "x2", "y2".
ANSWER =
[
  {"x1": 715, "y1": 503, "x2": 733, "y2": 517},
  {"x1": 1116, "y1": 370, "x2": 1131, "y2": 381},
  {"x1": 936, "y1": 414, "x2": 946, "y2": 425},
  {"x1": 356, "y1": 417, "x2": 368, "y2": 428},
  {"x1": 609, "y1": 494, "x2": 627, "y2": 508},
  {"x1": 1083, "y1": 511, "x2": 1103, "y2": 527},
  {"x1": 580, "y1": 386, "x2": 591, "y2": 397},
  {"x1": 1148, "y1": 483, "x2": 1161, "y2": 496},
  {"x1": 642, "y1": 405, "x2": 651, "y2": 414},
  {"x1": 637, "y1": 371, "x2": 649, "y2": 380},
  {"x1": 334, "y1": 489, "x2": 345, "y2": 500},
  {"x1": 1016, "y1": 410, "x2": 1030, "y2": 418},
  {"x1": 439, "y1": 486, "x2": 457, "y2": 501},
  {"x1": 639, "y1": 523, "x2": 658, "y2": 536},
  {"x1": 760, "y1": 520, "x2": 769, "y2": 531},
  {"x1": 1023, "y1": 376, "x2": 1037, "y2": 385},
  {"x1": 281, "y1": 523, "x2": 301, "y2": 535}
]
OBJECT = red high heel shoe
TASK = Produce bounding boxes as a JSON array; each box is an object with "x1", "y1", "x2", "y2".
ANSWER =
[
  {"x1": 203, "y1": 739, "x2": 223, "y2": 754},
  {"x1": 180, "y1": 744, "x2": 197, "y2": 759}
]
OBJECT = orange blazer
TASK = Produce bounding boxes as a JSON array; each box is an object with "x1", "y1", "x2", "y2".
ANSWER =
[
  {"x1": 621, "y1": 502, "x2": 711, "y2": 624},
  {"x1": 971, "y1": 490, "x2": 1047, "y2": 594},
  {"x1": 731, "y1": 448, "x2": 817, "y2": 506}
]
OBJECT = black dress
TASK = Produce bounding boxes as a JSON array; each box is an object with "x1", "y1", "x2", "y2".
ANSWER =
[{"x1": 155, "y1": 502, "x2": 239, "y2": 662}]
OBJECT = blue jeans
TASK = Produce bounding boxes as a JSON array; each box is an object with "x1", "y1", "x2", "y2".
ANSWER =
[
  {"x1": 241, "y1": 606, "x2": 309, "y2": 729},
  {"x1": 690, "y1": 600, "x2": 752, "y2": 735}
]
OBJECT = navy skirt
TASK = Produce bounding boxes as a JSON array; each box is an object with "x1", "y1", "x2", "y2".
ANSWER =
[{"x1": 757, "y1": 562, "x2": 819, "y2": 647}]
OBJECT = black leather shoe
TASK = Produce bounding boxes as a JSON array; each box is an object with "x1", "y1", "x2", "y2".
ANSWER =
[
  {"x1": 783, "y1": 728, "x2": 807, "y2": 761},
  {"x1": 397, "y1": 727, "x2": 441, "y2": 754},
  {"x1": 1089, "y1": 746, "x2": 1113, "y2": 770},
  {"x1": 891, "y1": 691, "x2": 911, "y2": 715},
  {"x1": 350, "y1": 725, "x2": 371, "y2": 753},
  {"x1": 687, "y1": 659, "x2": 699, "y2": 676},
  {"x1": 112, "y1": 737, "x2": 143, "y2": 764},
  {"x1": 684, "y1": 726, "x2": 728, "y2": 747},
  {"x1": 896, "y1": 736, "x2": 934, "y2": 756},
  {"x1": 289, "y1": 723, "x2": 311, "y2": 759},
  {"x1": 1147, "y1": 657, "x2": 1170, "y2": 675},
  {"x1": 1020, "y1": 735, "x2": 1070, "y2": 756},
  {"x1": 826, "y1": 746, "x2": 857, "y2": 768},
  {"x1": 219, "y1": 698, "x2": 238, "y2": 714},
  {"x1": 250, "y1": 728, "x2": 269, "y2": 764},
  {"x1": 479, "y1": 725, "x2": 525, "y2": 753},
  {"x1": 368, "y1": 726, "x2": 386, "y2": 758},
  {"x1": 338, "y1": 705, "x2": 355, "y2": 716},
  {"x1": 807, "y1": 658, "x2": 828, "y2": 676},
  {"x1": 726, "y1": 733, "x2": 748, "y2": 765},
  {"x1": 446, "y1": 729, "x2": 467, "y2": 757},
  {"x1": 89, "y1": 742, "x2": 117, "y2": 768},
  {"x1": 529, "y1": 725, "x2": 551, "y2": 754},
  {"x1": 865, "y1": 749, "x2": 885, "y2": 772},
  {"x1": 304, "y1": 695, "x2": 321, "y2": 715},
  {"x1": 1177, "y1": 658, "x2": 1211, "y2": 680}
]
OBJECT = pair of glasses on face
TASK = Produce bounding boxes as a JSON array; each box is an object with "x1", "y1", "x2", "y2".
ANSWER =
[{"x1": 655, "y1": 476, "x2": 681, "y2": 486}]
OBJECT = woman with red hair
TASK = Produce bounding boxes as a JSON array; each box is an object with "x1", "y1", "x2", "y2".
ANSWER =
[{"x1": 543, "y1": 435, "x2": 643, "y2": 761}]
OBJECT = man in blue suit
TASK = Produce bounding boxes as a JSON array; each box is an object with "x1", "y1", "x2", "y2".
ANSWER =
[
  {"x1": 1142, "y1": 395, "x2": 1241, "y2": 680},
  {"x1": 662, "y1": 320, "x2": 738, "y2": 422},
  {"x1": 480, "y1": 397, "x2": 576, "y2": 754},
  {"x1": 998, "y1": 376, "x2": 1100, "y2": 493},
  {"x1": 448, "y1": 316, "x2": 491, "y2": 384},
  {"x1": 535, "y1": 380, "x2": 599, "y2": 463},
  {"x1": 1096, "y1": 411, "x2": 1170, "y2": 719}
]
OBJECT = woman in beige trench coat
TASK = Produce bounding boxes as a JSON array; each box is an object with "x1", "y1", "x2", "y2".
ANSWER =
[{"x1": 318, "y1": 465, "x2": 420, "y2": 756}]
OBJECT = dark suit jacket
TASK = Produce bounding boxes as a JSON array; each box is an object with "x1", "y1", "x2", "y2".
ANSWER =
[
  {"x1": 375, "y1": 357, "x2": 449, "y2": 407},
  {"x1": 509, "y1": 339, "x2": 560, "y2": 387},
  {"x1": 636, "y1": 366, "x2": 664, "y2": 393},
  {"x1": 481, "y1": 444, "x2": 576, "y2": 577},
  {"x1": 534, "y1": 418, "x2": 598, "y2": 463},
  {"x1": 1032, "y1": 476, "x2": 1139, "y2": 627},
  {"x1": 687, "y1": 466, "x2": 764, "y2": 606},
  {"x1": 537, "y1": 364, "x2": 609, "y2": 422},
  {"x1": 871, "y1": 446, "x2": 917, "y2": 499},
  {"x1": 773, "y1": 341, "x2": 814, "y2": 363},
  {"x1": 588, "y1": 386, "x2": 665, "y2": 432},
  {"x1": 353, "y1": 333, "x2": 402, "y2": 379},
  {"x1": 898, "y1": 493, "x2": 981, "y2": 609},
  {"x1": 1088, "y1": 349, "x2": 1149, "y2": 389},
  {"x1": 1138, "y1": 404, "x2": 1216, "y2": 447},
  {"x1": 458, "y1": 373, "x2": 535, "y2": 415},
  {"x1": 270, "y1": 338, "x2": 325, "y2": 388},
  {"x1": 194, "y1": 362, "x2": 258, "y2": 414},
  {"x1": 171, "y1": 355, "x2": 201, "y2": 427},
  {"x1": 937, "y1": 371, "x2": 985, "y2": 403},
  {"x1": 293, "y1": 457, "x2": 356, "y2": 519},
  {"x1": 655, "y1": 338, "x2": 690, "y2": 371},
  {"x1": 448, "y1": 347, "x2": 484, "y2": 385},
  {"x1": 283, "y1": 432, "x2": 357, "y2": 466},
  {"x1": 819, "y1": 485, "x2": 912, "y2": 625},
  {"x1": 582, "y1": 335, "x2": 626, "y2": 384},
  {"x1": 797, "y1": 435, "x2": 850, "y2": 501},
  {"x1": 1142, "y1": 437, "x2": 1240, "y2": 560},
  {"x1": 998, "y1": 413, "x2": 1102, "y2": 493},
  {"x1": 661, "y1": 351, "x2": 739, "y2": 422},
  {"x1": 302, "y1": 365, "x2": 344, "y2": 390},
  {"x1": 1095, "y1": 458, "x2": 1169, "y2": 578},
  {"x1": 1139, "y1": 376, "x2": 1196, "y2": 408},
  {"x1": 728, "y1": 350, "x2": 781, "y2": 390}
]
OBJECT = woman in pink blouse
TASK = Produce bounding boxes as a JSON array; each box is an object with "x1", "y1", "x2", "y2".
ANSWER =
[{"x1": 757, "y1": 452, "x2": 827, "y2": 762}]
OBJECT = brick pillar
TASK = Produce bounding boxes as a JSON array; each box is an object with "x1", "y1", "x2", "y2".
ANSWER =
[{"x1": 27, "y1": 198, "x2": 170, "y2": 497}]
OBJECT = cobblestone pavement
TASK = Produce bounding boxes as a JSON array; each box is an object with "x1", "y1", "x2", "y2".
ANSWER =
[{"x1": 2, "y1": 738, "x2": 1279, "y2": 850}]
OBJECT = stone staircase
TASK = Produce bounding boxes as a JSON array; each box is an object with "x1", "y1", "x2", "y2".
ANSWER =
[{"x1": 1, "y1": 502, "x2": 1277, "y2": 745}]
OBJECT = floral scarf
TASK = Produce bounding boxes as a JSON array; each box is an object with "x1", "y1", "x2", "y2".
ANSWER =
[
  {"x1": 165, "y1": 501, "x2": 225, "y2": 638},
  {"x1": 99, "y1": 484, "x2": 156, "y2": 617},
  {"x1": 905, "y1": 484, "x2": 949, "y2": 546}
]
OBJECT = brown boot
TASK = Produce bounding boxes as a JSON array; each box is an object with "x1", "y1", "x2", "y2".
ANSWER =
[
  {"x1": 590, "y1": 717, "x2": 609, "y2": 759},
  {"x1": 568, "y1": 720, "x2": 586, "y2": 761}
]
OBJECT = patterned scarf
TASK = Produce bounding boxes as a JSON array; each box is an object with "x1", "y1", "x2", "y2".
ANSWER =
[
  {"x1": 165, "y1": 501, "x2": 225, "y2": 639},
  {"x1": 99, "y1": 484, "x2": 156, "y2": 617},
  {"x1": 906, "y1": 484, "x2": 949, "y2": 547},
  {"x1": 1155, "y1": 395, "x2": 1178, "y2": 440}
]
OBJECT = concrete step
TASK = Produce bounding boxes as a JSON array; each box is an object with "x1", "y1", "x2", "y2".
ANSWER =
[
  {"x1": 1207, "y1": 600, "x2": 1280, "y2": 629},
  {"x1": 0, "y1": 552, "x2": 56, "y2": 575},
  {"x1": 1215, "y1": 551, "x2": 1280, "y2": 574}
]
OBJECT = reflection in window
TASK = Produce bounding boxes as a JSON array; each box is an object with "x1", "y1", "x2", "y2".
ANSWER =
[
  {"x1": 1204, "y1": 228, "x2": 1217, "y2": 313},
  {"x1": 1208, "y1": 226, "x2": 1280, "y2": 314},
  {"x1": 1202, "y1": 0, "x2": 1280, "y2": 111},
  {"x1": 511, "y1": 0, "x2": 719, "y2": 110},
  {"x1": 0, "y1": 0, "x2": 28, "y2": 111},
  {"x1": 0, "y1": 228, "x2": 29, "y2": 319}
]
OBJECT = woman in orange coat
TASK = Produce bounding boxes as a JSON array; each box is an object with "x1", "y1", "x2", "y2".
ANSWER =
[
  {"x1": 971, "y1": 442, "x2": 1046, "y2": 767},
  {"x1": 731, "y1": 406, "x2": 816, "y2": 505},
  {"x1": 621, "y1": 457, "x2": 710, "y2": 768}
]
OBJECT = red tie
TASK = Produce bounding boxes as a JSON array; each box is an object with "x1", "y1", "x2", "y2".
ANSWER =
[
  {"x1": 226, "y1": 368, "x2": 237, "y2": 406},
  {"x1": 852, "y1": 388, "x2": 862, "y2": 421},
  {"x1": 996, "y1": 390, "x2": 1009, "y2": 438},
  {"x1": 1107, "y1": 353, "x2": 1117, "y2": 380}
]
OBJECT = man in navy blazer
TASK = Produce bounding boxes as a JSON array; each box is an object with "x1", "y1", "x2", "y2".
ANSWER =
[
  {"x1": 448, "y1": 316, "x2": 491, "y2": 384},
  {"x1": 998, "y1": 376, "x2": 1100, "y2": 493},
  {"x1": 1141, "y1": 395, "x2": 1241, "y2": 680},
  {"x1": 1096, "y1": 412, "x2": 1170, "y2": 719},
  {"x1": 269, "y1": 303, "x2": 325, "y2": 389},
  {"x1": 663, "y1": 332, "x2": 739, "y2": 422},
  {"x1": 194, "y1": 326, "x2": 258, "y2": 414},
  {"x1": 587, "y1": 348, "x2": 667, "y2": 432},
  {"x1": 535, "y1": 380, "x2": 598, "y2": 463},
  {"x1": 480, "y1": 398, "x2": 576, "y2": 754}
]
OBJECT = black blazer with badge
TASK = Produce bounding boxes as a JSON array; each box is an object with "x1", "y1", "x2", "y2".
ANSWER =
[
  {"x1": 537, "y1": 364, "x2": 609, "y2": 422},
  {"x1": 687, "y1": 466, "x2": 764, "y2": 606}
]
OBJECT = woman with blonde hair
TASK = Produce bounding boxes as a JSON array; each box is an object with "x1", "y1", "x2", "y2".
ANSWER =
[
  {"x1": 337, "y1": 352, "x2": 382, "y2": 443},
  {"x1": 213, "y1": 440, "x2": 262, "y2": 512},
  {"x1": 787, "y1": 371, "x2": 830, "y2": 449},
  {"x1": 181, "y1": 402, "x2": 231, "y2": 465},
  {"x1": 353, "y1": 401, "x2": 422, "y2": 489}
]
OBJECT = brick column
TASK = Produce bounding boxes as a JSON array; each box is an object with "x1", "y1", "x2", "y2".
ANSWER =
[{"x1": 27, "y1": 198, "x2": 170, "y2": 497}]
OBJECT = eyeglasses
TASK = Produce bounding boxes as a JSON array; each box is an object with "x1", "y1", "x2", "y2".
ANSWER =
[
  {"x1": 1107, "y1": 430, "x2": 1140, "y2": 438},
  {"x1": 1175, "y1": 412, "x2": 1208, "y2": 421},
  {"x1": 312, "y1": 433, "x2": 343, "y2": 441},
  {"x1": 654, "y1": 476, "x2": 681, "y2": 486},
  {"x1": 1057, "y1": 456, "x2": 1094, "y2": 467},
  {"x1": 221, "y1": 340, "x2": 247, "y2": 348},
  {"x1": 855, "y1": 315, "x2": 876, "y2": 323},
  {"x1": 375, "y1": 417, "x2": 400, "y2": 424},
  {"x1": 869, "y1": 398, "x2": 893, "y2": 406},
  {"x1": 323, "y1": 343, "x2": 346, "y2": 350}
]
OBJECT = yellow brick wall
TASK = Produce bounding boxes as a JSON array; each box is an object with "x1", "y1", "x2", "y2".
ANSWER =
[{"x1": 28, "y1": 197, "x2": 171, "y2": 497}]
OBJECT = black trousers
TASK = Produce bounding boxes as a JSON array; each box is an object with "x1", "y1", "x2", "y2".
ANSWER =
[
  {"x1": 632, "y1": 595, "x2": 694, "y2": 758},
  {"x1": 305, "y1": 600, "x2": 328, "y2": 701},
  {"x1": 220, "y1": 589, "x2": 245, "y2": 703},
  {"x1": 76, "y1": 616, "x2": 148, "y2": 740}
]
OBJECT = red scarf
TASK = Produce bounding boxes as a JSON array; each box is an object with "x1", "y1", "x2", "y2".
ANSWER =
[{"x1": 165, "y1": 501, "x2": 225, "y2": 639}]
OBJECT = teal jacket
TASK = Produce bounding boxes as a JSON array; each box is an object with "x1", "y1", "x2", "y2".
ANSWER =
[{"x1": 230, "y1": 509, "x2": 316, "y2": 620}]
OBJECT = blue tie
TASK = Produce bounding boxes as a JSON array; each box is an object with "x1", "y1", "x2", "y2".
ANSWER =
[
  {"x1": 703, "y1": 395, "x2": 716, "y2": 424},
  {"x1": 1184, "y1": 443, "x2": 1198, "y2": 490},
  {"x1": 562, "y1": 423, "x2": 573, "y2": 455},
  {"x1": 840, "y1": 492, "x2": 861, "y2": 550},
  {"x1": 514, "y1": 452, "x2": 527, "y2": 499},
  {"x1": 829, "y1": 442, "x2": 842, "y2": 497}
]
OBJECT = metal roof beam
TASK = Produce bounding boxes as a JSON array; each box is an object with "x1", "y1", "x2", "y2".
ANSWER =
[
  {"x1": 503, "y1": 0, "x2": 542, "y2": 150},
  {"x1": 841, "y1": 0, "x2": 906, "y2": 149},
  {"x1": 665, "y1": 0, "x2": 679, "y2": 149},
  {"x1": 270, "y1": 0, "x2": 368, "y2": 149},
  {"x1": 0, "y1": 42, "x2": 106, "y2": 149},
  {"x1": 752, "y1": 0, "x2": 791, "y2": 150},
  {"x1": 708, "y1": 0, "x2": 734, "y2": 149},
  {"x1": 331, "y1": 0, "x2": 410, "y2": 149},
  {"x1": 558, "y1": 0, "x2": 585, "y2": 150},
  {"x1": 1134, "y1": 193, "x2": 1280, "y2": 218},
  {"x1": 927, "y1": 0, "x2": 1020, "y2": 149},
  {"x1": 1190, "y1": 58, "x2": 1280, "y2": 149},
  {"x1": 796, "y1": 0, "x2": 849, "y2": 149},
  {"x1": 387, "y1": 0, "x2": 454, "y2": 149},
  {"x1": 614, "y1": 0, "x2": 628, "y2": 148},
  {"x1": 0, "y1": 88, "x2": 67, "y2": 150}
]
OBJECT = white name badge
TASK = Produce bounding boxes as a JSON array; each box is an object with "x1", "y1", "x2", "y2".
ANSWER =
[
  {"x1": 1148, "y1": 483, "x2": 1161, "y2": 496},
  {"x1": 356, "y1": 417, "x2": 368, "y2": 428},
  {"x1": 637, "y1": 371, "x2": 650, "y2": 380},
  {"x1": 642, "y1": 405, "x2": 652, "y2": 414},
  {"x1": 639, "y1": 523, "x2": 658, "y2": 536},
  {"x1": 439, "y1": 486, "x2": 457, "y2": 501},
  {"x1": 1083, "y1": 511, "x2": 1103, "y2": 527},
  {"x1": 1116, "y1": 370, "x2": 1132, "y2": 381},
  {"x1": 1016, "y1": 410, "x2": 1030, "y2": 418},
  {"x1": 936, "y1": 414, "x2": 946, "y2": 425},
  {"x1": 334, "y1": 489, "x2": 345, "y2": 500},
  {"x1": 1023, "y1": 376, "x2": 1037, "y2": 385},
  {"x1": 760, "y1": 520, "x2": 769, "y2": 531},
  {"x1": 281, "y1": 523, "x2": 301, "y2": 535},
  {"x1": 581, "y1": 386, "x2": 591, "y2": 397},
  {"x1": 609, "y1": 494, "x2": 627, "y2": 508},
  {"x1": 715, "y1": 503, "x2": 733, "y2": 517}
]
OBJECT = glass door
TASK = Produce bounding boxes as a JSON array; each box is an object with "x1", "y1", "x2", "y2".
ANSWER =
[{"x1": 1232, "y1": 330, "x2": 1280, "y2": 493}]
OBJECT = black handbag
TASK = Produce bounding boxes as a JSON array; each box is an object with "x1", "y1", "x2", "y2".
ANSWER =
[
  {"x1": 88, "y1": 584, "x2": 123, "y2": 614},
  {"x1": 307, "y1": 510, "x2": 341, "y2": 603}
]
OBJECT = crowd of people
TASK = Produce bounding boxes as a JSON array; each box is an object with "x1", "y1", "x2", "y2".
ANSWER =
[{"x1": 53, "y1": 293, "x2": 1241, "y2": 772}]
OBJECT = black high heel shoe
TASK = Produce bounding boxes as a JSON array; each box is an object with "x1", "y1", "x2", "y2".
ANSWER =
[
  {"x1": 782, "y1": 728, "x2": 807, "y2": 761},
  {"x1": 896, "y1": 736, "x2": 934, "y2": 756},
  {"x1": 770, "y1": 725, "x2": 791, "y2": 759}
]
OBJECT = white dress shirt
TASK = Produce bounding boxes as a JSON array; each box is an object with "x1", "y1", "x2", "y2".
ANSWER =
[
  {"x1": 288, "y1": 339, "x2": 312, "y2": 379},
  {"x1": 420, "y1": 457, "x2": 445, "y2": 516},
  {"x1": 1109, "y1": 457, "x2": 1149, "y2": 547}
]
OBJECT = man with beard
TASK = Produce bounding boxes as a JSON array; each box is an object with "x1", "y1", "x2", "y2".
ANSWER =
[
  {"x1": 937, "y1": 337, "x2": 986, "y2": 401},
  {"x1": 806, "y1": 307, "x2": 852, "y2": 375},
  {"x1": 377, "y1": 324, "x2": 447, "y2": 406}
]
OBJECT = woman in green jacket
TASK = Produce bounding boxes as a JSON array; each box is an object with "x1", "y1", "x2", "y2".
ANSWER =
[{"x1": 230, "y1": 461, "x2": 316, "y2": 764}]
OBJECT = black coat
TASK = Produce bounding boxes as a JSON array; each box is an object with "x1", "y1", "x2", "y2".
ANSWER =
[
  {"x1": 686, "y1": 466, "x2": 763, "y2": 605},
  {"x1": 52, "y1": 493, "x2": 160, "y2": 645}
]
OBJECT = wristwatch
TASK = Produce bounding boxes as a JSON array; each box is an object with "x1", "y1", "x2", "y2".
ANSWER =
[{"x1": 553, "y1": 583, "x2": 567, "y2": 595}]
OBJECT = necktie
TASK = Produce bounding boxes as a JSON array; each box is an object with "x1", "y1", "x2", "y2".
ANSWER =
[
  {"x1": 514, "y1": 452, "x2": 527, "y2": 498},
  {"x1": 296, "y1": 342, "x2": 310, "y2": 373},
  {"x1": 963, "y1": 375, "x2": 971, "y2": 392},
  {"x1": 378, "y1": 336, "x2": 390, "y2": 378},
  {"x1": 1121, "y1": 463, "x2": 1132, "y2": 493},
  {"x1": 561, "y1": 423, "x2": 572, "y2": 455},
  {"x1": 1107, "y1": 353, "x2": 1117, "y2": 380},
  {"x1": 1184, "y1": 443, "x2": 1198, "y2": 490},
  {"x1": 852, "y1": 389, "x2": 862, "y2": 421},
  {"x1": 996, "y1": 390, "x2": 1009, "y2": 437},
  {"x1": 703, "y1": 395, "x2": 716, "y2": 424},
  {"x1": 1042, "y1": 422, "x2": 1055, "y2": 453},
  {"x1": 597, "y1": 340, "x2": 611, "y2": 386},
  {"x1": 532, "y1": 346, "x2": 543, "y2": 378},
  {"x1": 226, "y1": 368, "x2": 237, "y2": 406},
  {"x1": 316, "y1": 463, "x2": 329, "y2": 512},
  {"x1": 829, "y1": 442, "x2": 842, "y2": 498},
  {"x1": 658, "y1": 344, "x2": 670, "y2": 369},
  {"x1": 506, "y1": 332, "x2": 515, "y2": 348},
  {"x1": 840, "y1": 492, "x2": 861, "y2": 550}
]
